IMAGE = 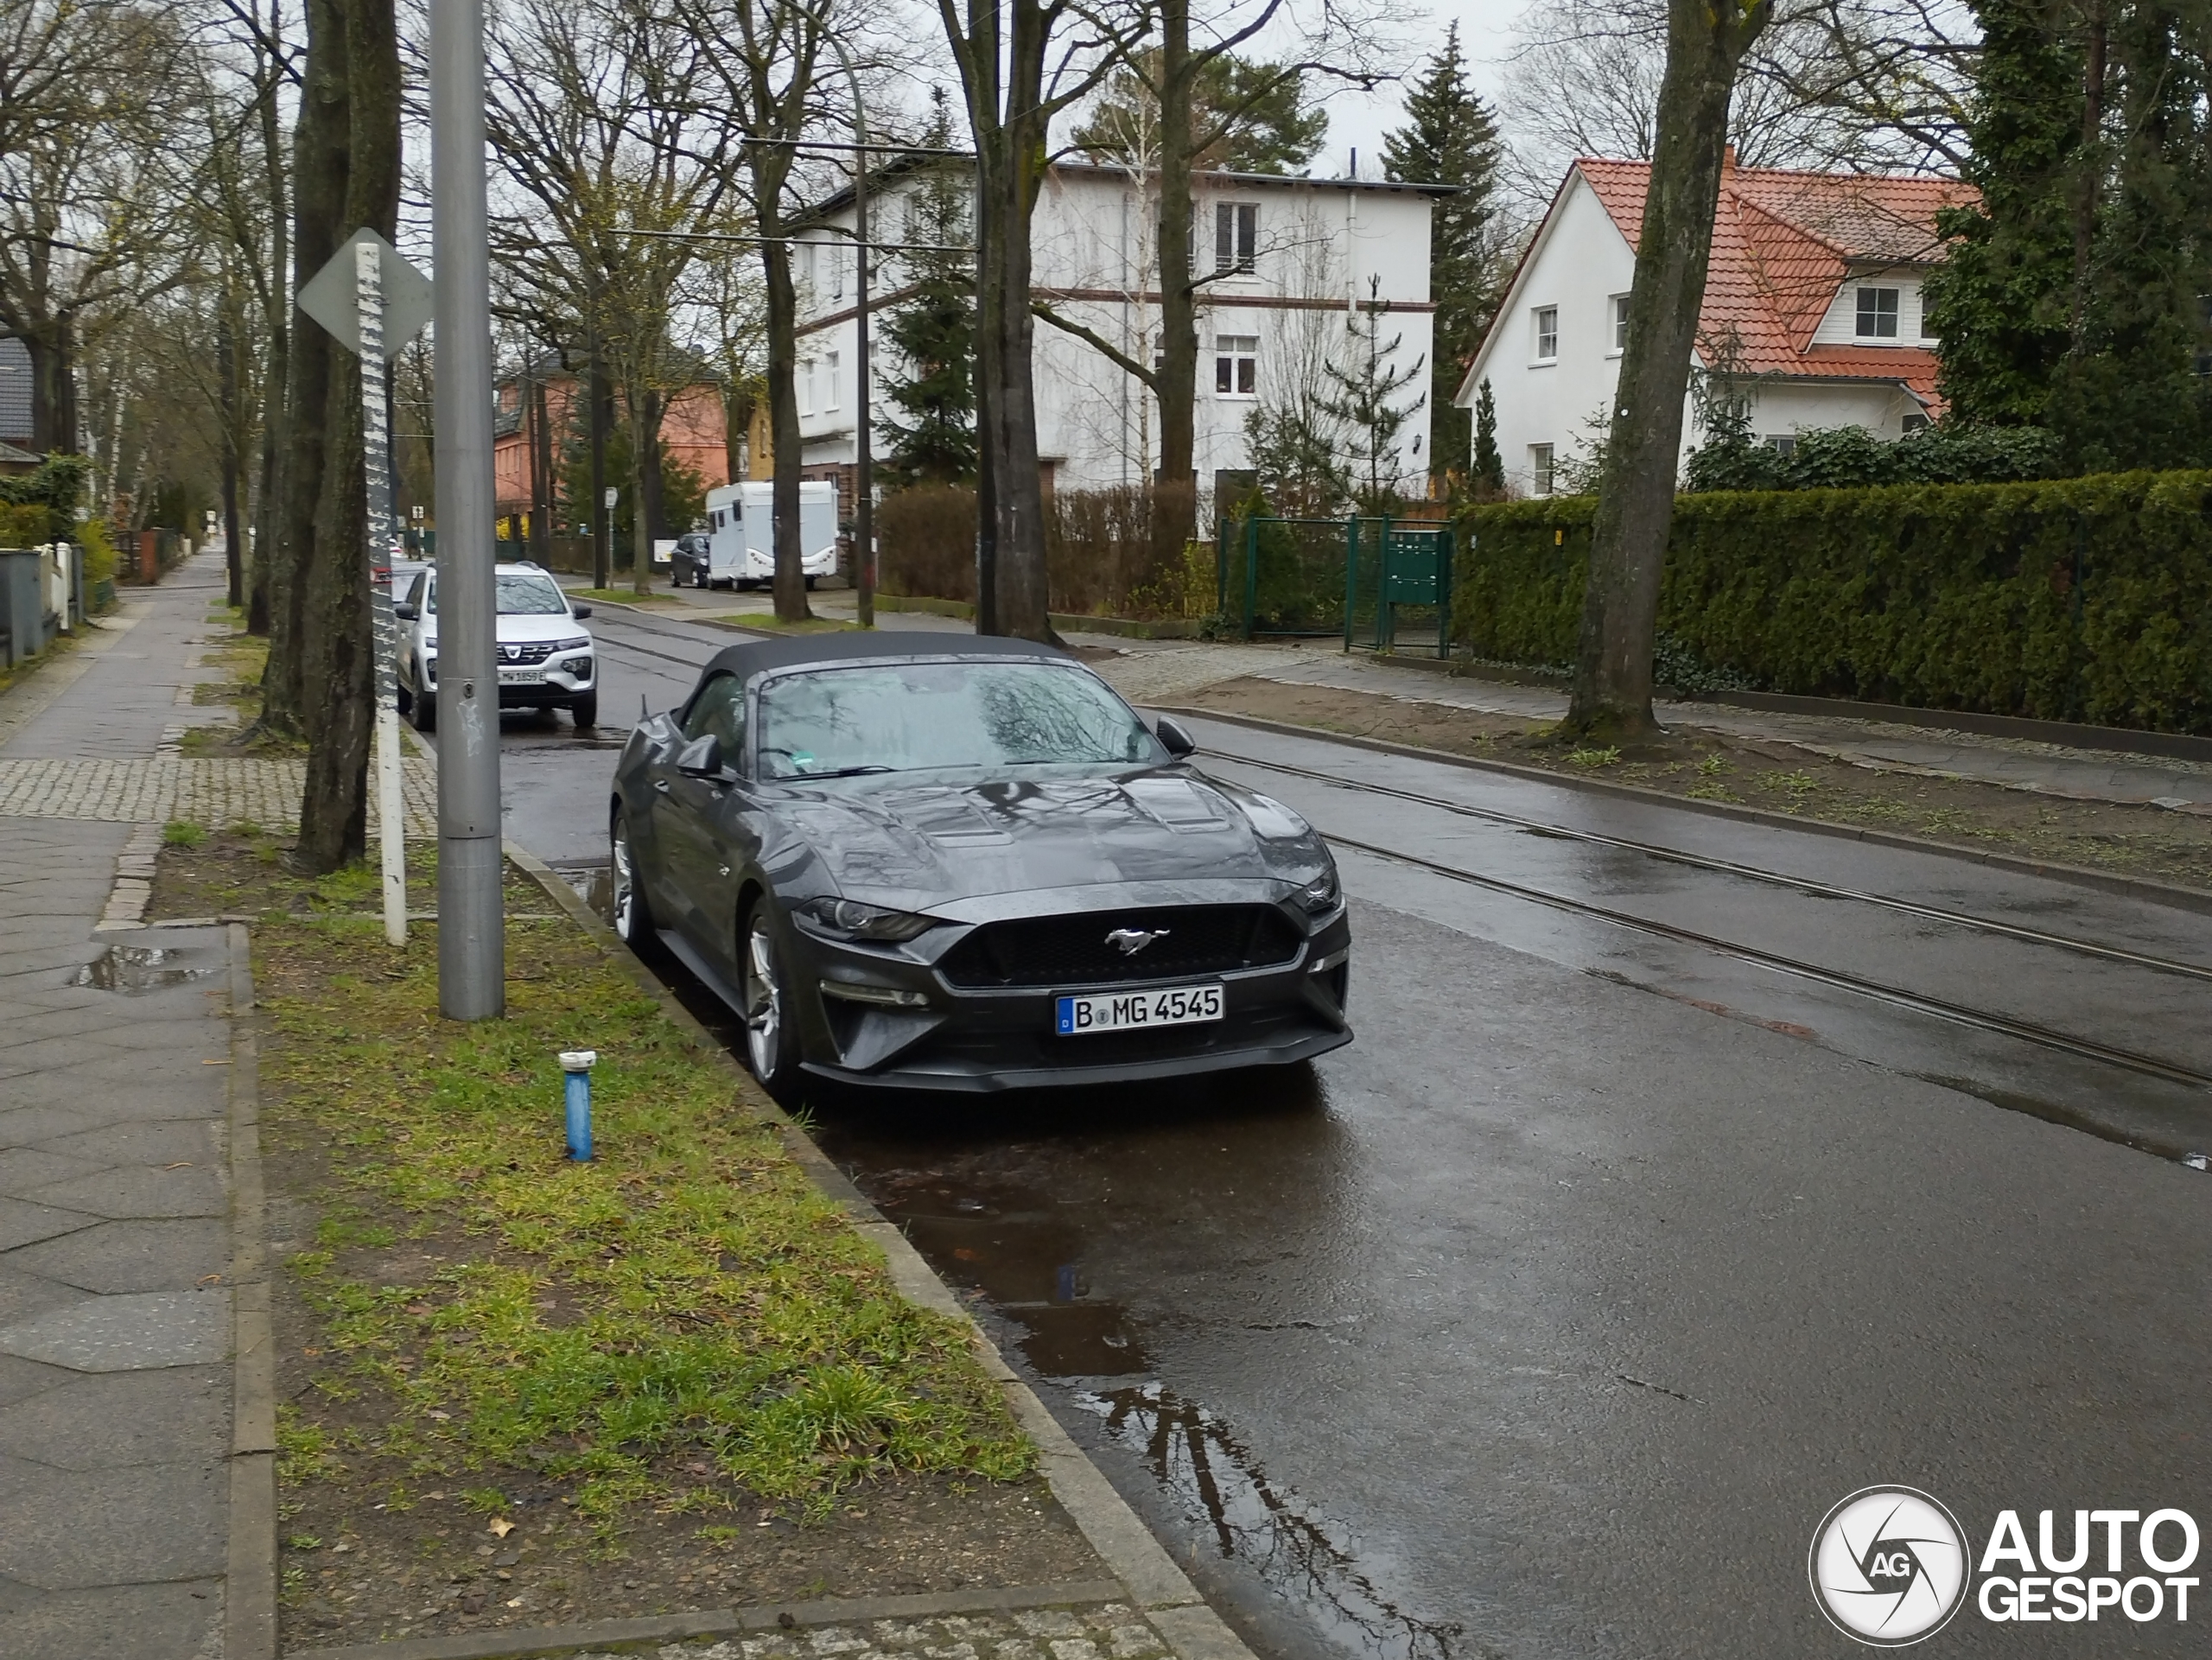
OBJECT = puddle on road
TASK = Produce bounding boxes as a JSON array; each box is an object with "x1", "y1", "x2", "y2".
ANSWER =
[
  {"x1": 1074, "y1": 1382, "x2": 1466, "y2": 1660},
  {"x1": 842, "y1": 1127, "x2": 1465, "y2": 1660},
  {"x1": 72, "y1": 943, "x2": 218, "y2": 993},
  {"x1": 617, "y1": 910, "x2": 1462, "y2": 1659}
]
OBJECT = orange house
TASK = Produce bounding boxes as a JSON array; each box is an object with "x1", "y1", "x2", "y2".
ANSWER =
[{"x1": 493, "y1": 361, "x2": 734, "y2": 537}]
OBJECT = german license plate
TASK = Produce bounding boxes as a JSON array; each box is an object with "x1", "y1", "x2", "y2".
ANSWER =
[
  {"x1": 499, "y1": 667, "x2": 545, "y2": 684},
  {"x1": 1056, "y1": 983, "x2": 1223, "y2": 1035}
]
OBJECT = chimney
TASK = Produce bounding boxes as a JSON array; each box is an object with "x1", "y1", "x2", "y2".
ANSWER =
[{"x1": 1722, "y1": 145, "x2": 1738, "y2": 171}]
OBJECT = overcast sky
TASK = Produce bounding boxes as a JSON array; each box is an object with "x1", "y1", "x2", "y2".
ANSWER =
[{"x1": 1297, "y1": 0, "x2": 1528, "y2": 177}]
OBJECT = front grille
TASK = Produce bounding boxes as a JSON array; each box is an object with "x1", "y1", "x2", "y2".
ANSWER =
[
  {"x1": 499, "y1": 641, "x2": 557, "y2": 665},
  {"x1": 938, "y1": 904, "x2": 1301, "y2": 989}
]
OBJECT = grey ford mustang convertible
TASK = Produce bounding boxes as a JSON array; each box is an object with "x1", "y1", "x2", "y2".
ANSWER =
[{"x1": 609, "y1": 633, "x2": 1352, "y2": 1092}]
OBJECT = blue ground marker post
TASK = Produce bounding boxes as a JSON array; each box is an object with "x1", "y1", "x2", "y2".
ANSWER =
[{"x1": 560, "y1": 1049, "x2": 597, "y2": 1161}]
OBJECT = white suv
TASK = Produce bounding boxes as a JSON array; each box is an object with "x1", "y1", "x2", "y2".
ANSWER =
[{"x1": 394, "y1": 563, "x2": 598, "y2": 731}]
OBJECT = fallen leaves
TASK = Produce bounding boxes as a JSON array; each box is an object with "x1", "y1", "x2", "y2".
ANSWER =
[{"x1": 487, "y1": 1517, "x2": 514, "y2": 1538}]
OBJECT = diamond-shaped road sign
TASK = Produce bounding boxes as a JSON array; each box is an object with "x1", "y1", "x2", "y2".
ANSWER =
[{"x1": 297, "y1": 228, "x2": 434, "y2": 360}]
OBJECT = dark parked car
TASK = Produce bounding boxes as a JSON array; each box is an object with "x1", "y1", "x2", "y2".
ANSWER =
[
  {"x1": 670, "y1": 532, "x2": 711, "y2": 588},
  {"x1": 609, "y1": 634, "x2": 1351, "y2": 1093}
]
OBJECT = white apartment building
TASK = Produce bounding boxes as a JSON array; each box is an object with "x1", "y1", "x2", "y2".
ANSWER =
[
  {"x1": 1457, "y1": 156, "x2": 1979, "y2": 496},
  {"x1": 791, "y1": 160, "x2": 1443, "y2": 507}
]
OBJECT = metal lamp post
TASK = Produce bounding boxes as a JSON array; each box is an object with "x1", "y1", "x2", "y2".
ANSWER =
[
  {"x1": 810, "y1": 13, "x2": 874, "y2": 627},
  {"x1": 429, "y1": 0, "x2": 504, "y2": 1020}
]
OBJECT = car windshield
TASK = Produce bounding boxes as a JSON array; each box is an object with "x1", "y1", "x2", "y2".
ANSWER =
[
  {"x1": 423, "y1": 573, "x2": 569, "y2": 615},
  {"x1": 756, "y1": 660, "x2": 1160, "y2": 779}
]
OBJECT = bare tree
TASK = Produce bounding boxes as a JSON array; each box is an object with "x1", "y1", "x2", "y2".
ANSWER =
[
  {"x1": 0, "y1": 1, "x2": 202, "y2": 453},
  {"x1": 487, "y1": 0, "x2": 743, "y2": 596},
  {"x1": 1563, "y1": 0, "x2": 1771, "y2": 745},
  {"x1": 937, "y1": 0, "x2": 1148, "y2": 639},
  {"x1": 1500, "y1": 0, "x2": 1973, "y2": 214}
]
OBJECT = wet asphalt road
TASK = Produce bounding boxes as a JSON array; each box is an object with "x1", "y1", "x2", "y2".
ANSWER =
[{"x1": 486, "y1": 605, "x2": 2212, "y2": 1659}]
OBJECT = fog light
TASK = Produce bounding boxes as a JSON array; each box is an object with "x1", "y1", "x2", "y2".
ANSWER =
[{"x1": 819, "y1": 980, "x2": 929, "y2": 1008}]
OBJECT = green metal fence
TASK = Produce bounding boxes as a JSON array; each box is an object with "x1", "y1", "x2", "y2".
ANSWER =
[{"x1": 1217, "y1": 513, "x2": 1456, "y2": 657}]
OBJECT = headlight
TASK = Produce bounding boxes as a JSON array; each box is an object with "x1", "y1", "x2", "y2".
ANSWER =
[
  {"x1": 551, "y1": 635, "x2": 590, "y2": 651},
  {"x1": 792, "y1": 896, "x2": 940, "y2": 942},
  {"x1": 1296, "y1": 867, "x2": 1340, "y2": 914}
]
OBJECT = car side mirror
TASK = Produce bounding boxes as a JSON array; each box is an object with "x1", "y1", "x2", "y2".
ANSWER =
[
  {"x1": 676, "y1": 734, "x2": 725, "y2": 778},
  {"x1": 1155, "y1": 716, "x2": 1197, "y2": 758},
  {"x1": 570, "y1": 603, "x2": 592, "y2": 619},
  {"x1": 393, "y1": 601, "x2": 419, "y2": 621}
]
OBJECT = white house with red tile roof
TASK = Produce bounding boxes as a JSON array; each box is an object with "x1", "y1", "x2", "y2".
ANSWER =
[{"x1": 1453, "y1": 156, "x2": 1977, "y2": 495}]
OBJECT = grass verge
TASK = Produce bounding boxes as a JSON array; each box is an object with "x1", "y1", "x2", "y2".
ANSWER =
[
  {"x1": 1180, "y1": 675, "x2": 2212, "y2": 893},
  {"x1": 171, "y1": 838, "x2": 1096, "y2": 1644},
  {"x1": 263, "y1": 910, "x2": 1033, "y2": 1522}
]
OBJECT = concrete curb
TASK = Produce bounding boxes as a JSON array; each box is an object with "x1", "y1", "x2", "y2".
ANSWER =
[
  {"x1": 228, "y1": 919, "x2": 280, "y2": 1660},
  {"x1": 1160, "y1": 703, "x2": 2212, "y2": 919},
  {"x1": 291, "y1": 1580, "x2": 1128, "y2": 1660},
  {"x1": 501, "y1": 842, "x2": 1255, "y2": 1660}
]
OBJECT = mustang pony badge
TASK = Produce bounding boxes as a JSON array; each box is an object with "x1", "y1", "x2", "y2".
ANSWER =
[{"x1": 1105, "y1": 926, "x2": 1171, "y2": 956}]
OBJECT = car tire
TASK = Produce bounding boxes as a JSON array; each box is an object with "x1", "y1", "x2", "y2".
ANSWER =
[
  {"x1": 738, "y1": 900, "x2": 799, "y2": 1093},
  {"x1": 396, "y1": 681, "x2": 413, "y2": 717},
  {"x1": 412, "y1": 688, "x2": 436, "y2": 734},
  {"x1": 570, "y1": 690, "x2": 598, "y2": 729},
  {"x1": 693, "y1": 567, "x2": 708, "y2": 589},
  {"x1": 804, "y1": 576, "x2": 818, "y2": 591},
  {"x1": 610, "y1": 807, "x2": 653, "y2": 949}
]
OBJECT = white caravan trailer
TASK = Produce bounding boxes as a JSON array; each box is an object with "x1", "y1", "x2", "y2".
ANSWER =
[{"x1": 698, "y1": 480, "x2": 839, "y2": 589}]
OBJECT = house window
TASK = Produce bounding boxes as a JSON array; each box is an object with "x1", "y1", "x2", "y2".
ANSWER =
[
  {"x1": 1856, "y1": 286, "x2": 1900, "y2": 339},
  {"x1": 798, "y1": 358, "x2": 815, "y2": 417},
  {"x1": 1214, "y1": 335, "x2": 1257, "y2": 397},
  {"x1": 1534, "y1": 307, "x2": 1558, "y2": 361},
  {"x1": 830, "y1": 242, "x2": 845, "y2": 302},
  {"x1": 1529, "y1": 443, "x2": 1555, "y2": 496},
  {"x1": 825, "y1": 352, "x2": 842, "y2": 411},
  {"x1": 1765, "y1": 435, "x2": 1796, "y2": 457},
  {"x1": 1902, "y1": 413, "x2": 1930, "y2": 432},
  {"x1": 1611, "y1": 295, "x2": 1630, "y2": 353},
  {"x1": 1215, "y1": 202, "x2": 1258, "y2": 275}
]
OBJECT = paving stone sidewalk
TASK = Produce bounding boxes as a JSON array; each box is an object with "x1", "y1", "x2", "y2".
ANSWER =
[
  {"x1": 589, "y1": 1605, "x2": 1173, "y2": 1660},
  {"x1": 0, "y1": 554, "x2": 239, "y2": 1657}
]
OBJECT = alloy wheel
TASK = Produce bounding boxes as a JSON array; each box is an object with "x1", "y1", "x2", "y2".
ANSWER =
[{"x1": 742, "y1": 916, "x2": 783, "y2": 1079}]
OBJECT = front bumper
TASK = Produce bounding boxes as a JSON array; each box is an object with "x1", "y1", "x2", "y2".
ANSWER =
[
  {"x1": 791, "y1": 906, "x2": 1352, "y2": 1092},
  {"x1": 424, "y1": 653, "x2": 594, "y2": 708}
]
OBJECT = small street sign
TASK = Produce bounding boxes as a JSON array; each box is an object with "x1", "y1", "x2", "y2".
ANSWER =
[
  {"x1": 603, "y1": 487, "x2": 620, "y2": 509},
  {"x1": 299, "y1": 229, "x2": 434, "y2": 360}
]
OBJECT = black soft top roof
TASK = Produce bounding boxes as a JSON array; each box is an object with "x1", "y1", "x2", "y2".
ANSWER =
[{"x1": 696, "y1": 629, "x2": 1071, "y2": 687}]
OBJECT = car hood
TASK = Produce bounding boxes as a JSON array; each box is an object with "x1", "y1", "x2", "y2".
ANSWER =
[
  {"x1": 772, "y1": 769, "x2": 1327, "y2": 911},
  {"x1": 422, "y1": 612, "x2": 588, "y2": 644}
]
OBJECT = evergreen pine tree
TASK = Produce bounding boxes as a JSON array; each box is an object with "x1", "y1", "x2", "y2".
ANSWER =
[
  {"x1": 1471, "y1": 378, "x2": 1503, "y2": 497},
  {"x1": 1321, "y1": 277, "x2": 1427, "y2": 514},
  {"x1": 1381, "y1": 22, "x2": 1502, "y2": 482},
  {"x1": 877, "y1": 92, "x2": 979, "y2": 488},
  {"x1": 1922, "y1": 0, "x2": 2083, "y2": 429}
]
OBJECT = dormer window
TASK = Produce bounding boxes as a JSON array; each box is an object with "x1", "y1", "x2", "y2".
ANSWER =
[{"x1": 1856, "y1": 286, "x2": 1900, "y2": 339}]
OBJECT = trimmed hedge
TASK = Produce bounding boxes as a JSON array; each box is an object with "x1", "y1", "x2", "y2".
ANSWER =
[{"x1": 1454, "y1": 470, "x2": 2212, "y2": 734}]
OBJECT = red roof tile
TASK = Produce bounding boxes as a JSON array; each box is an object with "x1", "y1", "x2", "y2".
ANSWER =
[{"x1": 1570, "y1": 157, "x2": 1975, "y2": 410}]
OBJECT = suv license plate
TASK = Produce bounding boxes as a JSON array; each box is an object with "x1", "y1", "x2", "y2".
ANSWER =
[{"x1": 1056, "y1": 983, "x2": 1223, "y2": 1035}]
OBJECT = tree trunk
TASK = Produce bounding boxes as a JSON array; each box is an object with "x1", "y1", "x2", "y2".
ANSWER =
[
  {"x1": 2069, "y1": 0, "x2": 2107, "y2": 348},
  {"x1": 21, "y1": 320, "x2": 76, "y2": 455},
  {"x1": 293, "y1": 0, "x2": 400, "y2": 874},
  {"x1": 219, "y1": 308, "x2": 243, "y2": 608},
  {"x1": 264, "y1": 0, "x2": 350, "y2": 734},
  {"x1": 1147, "y1": 5, "x2": 1202, "y2": 563},
  {"x1": 249, "y1": 0, "x2": 289, "y2": 638},
  {"x1": 530, "y1": 376, "x2": 553, "y2": 563},
  {"x1": 761, "y1": 232, "x2": 813, "y2": 622},
  {"x1": 1562, "y1": 0, "x2": 1770, "y2": 746},
  {"x1": 628, "y1": 385, "x2": 664, "y2": 595},
  {"x1": 975, "y1": 126, "x2": 1050, "y2": 639}
]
